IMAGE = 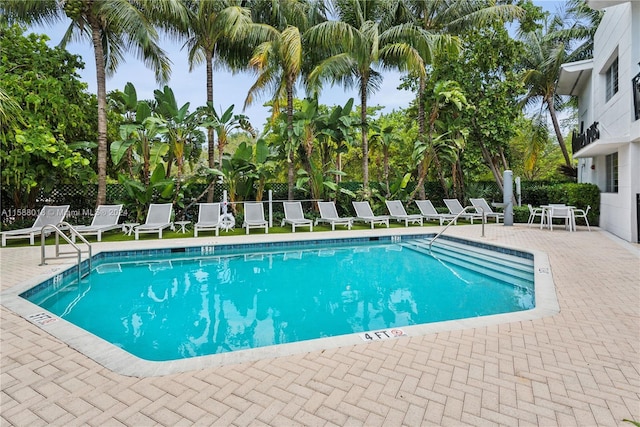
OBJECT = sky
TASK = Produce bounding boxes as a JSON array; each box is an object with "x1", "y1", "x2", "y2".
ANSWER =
[{"x1": 30, "y1": 1, "x2": 564, "y2": 132}]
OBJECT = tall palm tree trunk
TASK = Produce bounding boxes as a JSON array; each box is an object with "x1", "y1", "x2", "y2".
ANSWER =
[
  {"x1": 360, "y1": 79, "x2": 369, "y2": 194},
  {"x1": 417, "y1": 76, "x2": 427, "y2": 200},
  {"x1": 546, "y1": 98, "x2": 571, "y2": 166},
  {"x1": 90, "y1": 19, "x2": 108, "y2": 207},
  {"x1": 206, "y1": 52, "x2": 216, "y2": 202},
  {"x1": 286, "y1": 78, "x2": 295, "y2": 200},
  {"x1": 383, "y1": 146, "x2": 390, "y2": 197}
]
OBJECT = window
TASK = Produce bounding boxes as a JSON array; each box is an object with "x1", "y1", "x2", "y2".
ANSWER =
[
  {"x1": 606, "y1": 58, "x2": 618, "y2": 102},
  {"x1": 605, "y1": 153, "x2": 618, "y2": 193}
]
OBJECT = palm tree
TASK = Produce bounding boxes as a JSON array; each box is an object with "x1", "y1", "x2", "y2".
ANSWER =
[
  {"x1": 405, "y1": 0, "x2": 521, "y2": 198},
  {"x1": 410, "y1": 80, "x2": 468, "y2": 200},
  {"x1": 1, "y1": 0, "x2": 188, "y2": 205},
  {"x1": 519, "y1": 23, "x2": 572, "y2": 167},
  {"x1": 244, "y1": 0, "x2": 326, "y2": 200},
  {"x1": 552, "y1": 0, "x2": 601, "y2": 62},
  {"x1": 519, "y1": 2, "x2": 601, "y2": 169},
  {"x1": 245, "y1": 25, "x2": 302, "y2": 200},
  {"x1": 306, "y1": 0, "x2": 441, "y2": 195},
  {"x1": 181, "y1": 1, "x2": 256, "y2": 201}
]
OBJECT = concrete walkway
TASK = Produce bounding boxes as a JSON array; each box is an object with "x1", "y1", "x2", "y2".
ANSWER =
[{"x1": 1, "y1": 224, "x2": 639, "y2": 426}]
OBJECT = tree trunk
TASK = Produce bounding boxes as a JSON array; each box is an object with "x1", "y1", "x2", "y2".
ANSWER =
[
  {"x1": 417, "y1": 76, "x2": 426, "y2": 200},
  {"x1": 383, "y1": 146, "x2": 390, "y2": 197},
  {"x1": 433, "y1": 155, "x2": 449, "y2": 198},
  {"x1": 479, "y1": 140, "x2": 504, "y2": 193},
  {"x1": 90, "y1": 19, "x2": 108, "y2": 206},
  {"x1": 547, "y1": 98, "x2": 571, "y2": 166},
  {"x1": 286, "y1": 77, "x2": 294, "y2": 200},
  {"x1": 206, "y1": 52, "x2": 215, "y2": 203},
  {"x1": 143, "y1": 135, "x2": 150, "y2": 186},
  {"x1": 408, "y1": 144, "x2": 432, "y2": 202},
  {"x1": 360, "y1": 78, "x2": 369, "y2": 195},
  {"x1": 217, "y1": 131, "x2": 226, "y2": 178}
]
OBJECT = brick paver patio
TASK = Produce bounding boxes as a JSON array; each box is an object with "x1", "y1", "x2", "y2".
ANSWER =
[{"x1": 1, "y1": 224, "x2": 639, "y2": 426}]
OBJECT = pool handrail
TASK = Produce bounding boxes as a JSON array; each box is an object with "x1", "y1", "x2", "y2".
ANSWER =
[
  {"x1": 40, "y1": 222, "x2": 92, "y2": 282},
  {"x1": 429, "y1": 206, "x2": 485, "y2": 252}
]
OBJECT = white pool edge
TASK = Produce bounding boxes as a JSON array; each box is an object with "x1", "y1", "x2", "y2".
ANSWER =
[{"x1": 0, "y1": 231, "x2": 559, "y2": 377}]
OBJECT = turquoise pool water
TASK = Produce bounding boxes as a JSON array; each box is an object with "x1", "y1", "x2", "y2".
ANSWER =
[{"x1": 24, "y1": 237, "x2": 534, "y2": 362}]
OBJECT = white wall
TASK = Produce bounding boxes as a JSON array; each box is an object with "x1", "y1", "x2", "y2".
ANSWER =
[
  {"x1": 581, "y1": 2, "x2": 640, "y2": 242},
  {"x1": 593, "y1": 4, "x2": 633, "y2": 137},
  {"x1": 599, "y1": 144, "x2": 635, "y2": 241}
]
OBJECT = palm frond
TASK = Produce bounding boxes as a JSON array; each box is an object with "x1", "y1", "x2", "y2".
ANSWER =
[
  {"x1": 0, "y1": 0, "x2": 63, "y2": 26},
  {"x1": 307, "y1": 52, "x2": 357, "y2": 90}
]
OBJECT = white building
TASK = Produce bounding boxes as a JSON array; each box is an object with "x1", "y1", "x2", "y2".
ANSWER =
[{"x1": 557, "y1": 0, "x2": 640, "y2": 243}]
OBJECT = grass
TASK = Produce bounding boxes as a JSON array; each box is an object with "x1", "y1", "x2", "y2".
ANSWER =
[{"x1": 0, "y1": 220, "x2": 457, "y2": 248}]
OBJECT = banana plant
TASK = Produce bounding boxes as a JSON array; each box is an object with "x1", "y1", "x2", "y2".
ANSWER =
[
  {"x1": 110, "y1": 113, "x2": 169, "y2": 187},
  {"x1": 410, "y1": 80, "x2": 469, "y2": 200},
  {"x1": 215, "y1": 141, "x2": 258, "y2": 211},
  {"x1": 197, "y1": 103, "x2": 256, "y2": 170},
  {"x1": 315, "y1": 98, "x2": 356, "y2": 181},
  {"x1": 197, "y1": 103, "x2": 255, "y2": 202},
  {"x1": 119, "y1": 163, "x2": 174, "y2": 222},
  {"x1": 253, "y1": 138, "x2": 277, "y2": 202},
  {"x1": 369, "y1": 123, "x2": 401, "y2": 197},
  {"x1": 295, "y1": 165, "x2": 355, "y2": 205},
  {"x1": 153, "y1": 86, "x2": 203, "y2": 181}
]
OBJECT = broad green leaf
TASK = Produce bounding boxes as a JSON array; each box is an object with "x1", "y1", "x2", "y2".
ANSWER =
[
  {"x1": 255, "y1": 139, "x2": 269, "y2": 163},
  {"x1": 110, "y1": 139, "x2": 134, "y2": 165}
]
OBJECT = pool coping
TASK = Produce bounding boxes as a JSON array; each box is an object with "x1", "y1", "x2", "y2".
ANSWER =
[{"x1": 0, "y1": 231, "x2": 559, "y2": 377}]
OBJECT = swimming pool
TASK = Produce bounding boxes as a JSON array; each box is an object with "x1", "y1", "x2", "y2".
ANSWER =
[{"x1": 4, "y1": 233, "x2": 558, "y2": 376}]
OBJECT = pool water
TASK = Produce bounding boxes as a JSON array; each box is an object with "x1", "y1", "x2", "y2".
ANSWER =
[{"x1": 26, "y1": 239, "x2": 534, "y2": 362}]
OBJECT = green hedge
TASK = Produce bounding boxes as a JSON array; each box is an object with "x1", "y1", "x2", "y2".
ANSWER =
[
  {"x1": 519, "y1": 182, "x2": 599, "y2": 225},
  {"x1": 1, "y1": 181, "x2": 601, "y2": 228}
]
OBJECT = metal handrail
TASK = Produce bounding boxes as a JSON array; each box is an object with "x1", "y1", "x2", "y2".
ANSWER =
[
  {"x1": 40, "y1": 222, "x2": 92, "y2": 282},
  {"x1": 428, "y1": 206, "x2": 485, "y2": 252}
]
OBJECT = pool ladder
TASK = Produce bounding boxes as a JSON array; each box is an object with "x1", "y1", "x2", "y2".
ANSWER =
[
  {"x1": 428, "y1": 206, "x2": 485, "y2": 252},
  {"x1": 40, "y1": 222, "x2": 92, "y2": 282}
]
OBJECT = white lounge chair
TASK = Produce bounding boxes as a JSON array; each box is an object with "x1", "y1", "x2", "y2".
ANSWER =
[
  {"x1": 281, "y1": 201, "x2": 313, "y2": 232},
  {"x1": 70, "y1": 204, "x2": 123, "y2": 242},
  {"x1": 194, "y1": 203, "x2": 221, "y2": 237},
  {"x1": 443, "y1": 199, "x2": 482, "y2": 224},
  {"x1": 415, "y1": 200, "x2": 457, "y2": 226},
  {"x1": 315, "y1": 201, "x2": 353, "y2": 230},
  {"x1": 134, "y1": 203, "x2": 173, "y2": 240},
  {"x1": 385, "y1": 200, "x2": 423, "y2": 227},
  {"x1": 352, "y1": 201, "x2": 389, "y2": 229},
  {"x1": 243, "y1": 202, "x2": 268, "y2": 234},
  {"x1": 1, "y1": 205, "x2": 70, "y2": 246},
  {"x1": 469, "y1": 198, "x2": 504, "y2": 223}
]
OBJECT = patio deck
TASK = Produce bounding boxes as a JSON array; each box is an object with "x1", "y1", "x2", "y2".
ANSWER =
[{"x1": 1, "y1": 224, "x2": 639, "y2": 426}]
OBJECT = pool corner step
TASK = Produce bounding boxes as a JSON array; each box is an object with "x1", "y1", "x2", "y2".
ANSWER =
[{"x1": 401, "y1": 239, "x2": 534, "y2": 288}]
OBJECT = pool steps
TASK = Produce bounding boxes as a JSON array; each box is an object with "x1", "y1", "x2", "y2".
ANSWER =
[{"x1": 401, "y1": 239, "x2": 534, "y2": 289}]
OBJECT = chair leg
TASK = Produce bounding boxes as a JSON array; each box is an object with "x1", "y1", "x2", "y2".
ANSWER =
[{"x1": 577, "y1": 216, "x2": 590, "y2": 231}]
